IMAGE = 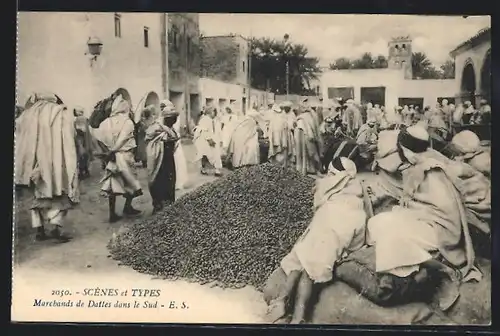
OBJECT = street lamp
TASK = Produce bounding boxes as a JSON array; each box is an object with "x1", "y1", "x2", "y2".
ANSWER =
[
  {"x1": 283, "y1": 34, "x2": 290, "y2": 99},
  {"x1": 85, "y1": 36, "x2": 103, "y2": 67}
]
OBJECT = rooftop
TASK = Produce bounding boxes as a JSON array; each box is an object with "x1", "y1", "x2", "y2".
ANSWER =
[
  {"x1": 200, "y1": 34, "x2": 248, "y2": 41},
  {"x1": 449, "y1": 27, "x2": 491, "y2": 57}
]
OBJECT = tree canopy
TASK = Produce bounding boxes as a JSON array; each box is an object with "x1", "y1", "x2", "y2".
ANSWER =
[
  {"x1": 328, "y1": 51, "x2": 455, "y2": 80},
  {"x1": 249, "y1": 37, "x2": 322, "y2": 95}
]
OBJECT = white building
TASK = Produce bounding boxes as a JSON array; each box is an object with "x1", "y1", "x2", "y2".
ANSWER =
[
  {"x1": 17, "y1": 12, "x2": 164, "y2": 116},
  {"x1": 450, "y1": 27, "x2": 491, "y2": 106},
  {"x1": 199, "y1": 77, "x2": 274, "y2": 114},
  {"x1": 320, "y1": 36, "x2": 456, "y2": 115}
]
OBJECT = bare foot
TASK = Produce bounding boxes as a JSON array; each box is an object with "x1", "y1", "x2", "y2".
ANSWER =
[
  {"x1": 273, "y1": 315, "x2": 292, "y2": 324},
  {"x1": 290, "y1": 318, "x2": 307, "y2": 324},
  {"x1": 266, "y1": 297, "x2": 288, "y2": 323}
]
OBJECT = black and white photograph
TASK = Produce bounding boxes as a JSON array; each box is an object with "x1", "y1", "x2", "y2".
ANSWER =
[{"x1": 13, "y1": 12, "x2": 491, "y2": 325}]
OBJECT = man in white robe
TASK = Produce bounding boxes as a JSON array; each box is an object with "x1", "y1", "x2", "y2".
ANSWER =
[
  {"x1": 267, "y1": 103, "x2": 292, "y2": 167},
  {"x1": 15, "y1": 92, "x2": 79, "y2": 242},
  {"x1": 220, "y1": 104, "x2": 239, "y2": 152},
  {"x1": 193, "y1": 106, "x2": 223, "y2": 176}
]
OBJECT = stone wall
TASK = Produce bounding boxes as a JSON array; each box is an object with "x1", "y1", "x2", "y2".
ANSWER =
[
  {"x1": 17, "y1": 12, "x2": 164, "y2": 116},
  {"x1": 200, "y1": 36, "x2": 239, "y2": 83}
]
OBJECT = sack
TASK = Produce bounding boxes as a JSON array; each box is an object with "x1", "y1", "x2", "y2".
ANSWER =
[
  {"x1": 89, "y1": 96, "x2": 115, "y2": 128},
  {"x1": 335, "y1": 246, "x2": 439, "y2": 307}
]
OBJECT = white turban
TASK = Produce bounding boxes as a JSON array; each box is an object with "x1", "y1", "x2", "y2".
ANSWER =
[
  {"x1": 272, "y1": 104, "x2": 282, "y2": 113},
  {"x1": 110, "y1": 94, "x2": 130, "y2": 116},
  {"x1": 328, "y1": 157, "x2": 357, "y2": 178},
  {"x1": 452, "y1": 130, "x2": 480, "y2": 154}
]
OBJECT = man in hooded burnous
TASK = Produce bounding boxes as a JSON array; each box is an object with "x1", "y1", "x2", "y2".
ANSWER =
[
  {"x1": 73, "y1": 106, "x2": 93, "y2": 180},
  {"x1": 367, "y1": 125, "x2": 482, "y2": 310},
  {"x1": 294, "y1": 102, "x2": 323, "y2": 175},
  {"x1": 94, "y1": 94, "x2": 143, "y2": 222},
  {"x1": 145, "y1": 100, "x2": 180, "y2": 213},
  {"x1": 15, "y1": 93, "x2": 79, "y2": 242},
  {"x1": 267, "y1": 103, "x2": 292, "y2": 168}
]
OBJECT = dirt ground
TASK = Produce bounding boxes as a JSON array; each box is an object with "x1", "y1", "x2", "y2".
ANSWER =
[
  {"x1": 12, "y1": 141, "x2": 490, "y2": 324},
  {"x1": 12, "y1": 141, "x2": 267, "y2": 323}
]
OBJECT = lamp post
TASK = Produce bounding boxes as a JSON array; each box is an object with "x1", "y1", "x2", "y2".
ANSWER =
[
  {"x1": 284, "y1": 34, "x2": 290, "y2": 100},
  {"x1": 86, "y1": 36, "x2": 103, "y2": 67}
]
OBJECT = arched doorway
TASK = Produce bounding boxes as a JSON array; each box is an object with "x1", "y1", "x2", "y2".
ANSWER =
[
  {"x1": 480, "y1": 50, "x2": 491, "y2": 103},
  {"x1": 460, "y1": 62, "x2": 476, "y2": 104}
]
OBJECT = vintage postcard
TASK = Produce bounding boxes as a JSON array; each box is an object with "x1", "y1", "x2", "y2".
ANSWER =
[{"x1": 13, "y1": 12, "x2": 491, "y2": 325}]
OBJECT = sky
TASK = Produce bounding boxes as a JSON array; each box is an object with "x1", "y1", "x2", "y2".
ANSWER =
[{"x1": 199, "y1": 14, "x2": 490, "y2": 67}]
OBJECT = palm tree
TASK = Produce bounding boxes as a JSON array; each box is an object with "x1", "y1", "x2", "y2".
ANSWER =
[
  {"x1": 352, "y1": 52, "x2": 374, "y2": 69},
  {"x1": 411, "y1": 52, "x2": 433, "y2": 79},
  {"x1": 373, "y1": 55, "x2": 388, "y2": 69},
  {"x1": 250, "y1": 37, "x2": 321, "y2": 95},
  {"x1": 440, "y1": 59, "x2": 455, "y2": 79},
  {"x1": 329, "y1": 57, "x2": 352, "y2": 70}
]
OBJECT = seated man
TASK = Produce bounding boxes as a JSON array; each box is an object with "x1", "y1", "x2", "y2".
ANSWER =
[
  {"x1": 267, "y1": 157, "x2": 368, "y2": 324},
  {"x1": 366, "y1": 125, "x2": 482, "y2": 310},
  {"x1": 451, "y1": 130, "x2": 490, "y2": 178}
]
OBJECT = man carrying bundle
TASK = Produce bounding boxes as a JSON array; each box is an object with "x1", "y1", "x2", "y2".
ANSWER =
[
  {"x1": 267, "y1": 157, "x2": 368, "y2": 324},
  {"x1": 267, "y1": 103, "x2": 292, "y2": 168},
  {"x1": 15, "y1": 92, "x2": 79, "y2": 242},
  {"x1": 94, "y1": 95, "x2": 143, "y2": 222}
]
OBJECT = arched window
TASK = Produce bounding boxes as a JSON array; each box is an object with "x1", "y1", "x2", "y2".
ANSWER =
[
  {"x1": 402, "y1": 44, "x2": 406, "y2": 49},
  {"x1": 395, "y1": 44, "x2": 399, "y2": 50}
]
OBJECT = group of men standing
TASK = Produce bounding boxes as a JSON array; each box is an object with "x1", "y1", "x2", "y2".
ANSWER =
[
  {"x1": 15, "y1": 91, "x2": 188, "y2": 243},
  {"x1": 201, "y1": 98, "x2": 328, "y2": 177}
]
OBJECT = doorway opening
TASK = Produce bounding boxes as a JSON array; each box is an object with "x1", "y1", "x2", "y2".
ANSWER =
[
  {"x1": 205, "y1": 98, "x2": 214, "y2": 107},
  {"x1": 242, "y1": 97, "x2": 247, "y2": 114},
  {"x1": 460, "y1": 62, "x2": 476, "y2": 104},
  {"x1": 327, "y1": 87, "x2": 355, "y2": 100},
  {"x1": 189, "y1": 94, "x2": 200, "y2": 128},
  {"x1": 398, "y1": 98, "x2": 424, "y2": 109},
  {"x1": 218, "y1": 98, "x2": 227, "y2": 112},
  {"x1": 360, "y1": 87, "x2": 386, "y2": 107}
]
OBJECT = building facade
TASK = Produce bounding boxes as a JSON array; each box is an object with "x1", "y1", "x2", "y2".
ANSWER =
[
  {"x1": 167, "y1": 13, "x2": 201, "y2": 134},
  {"x1": 320, "y1": 37, "x2": 456, "y2": 118},
  {"x1": 17, "y1": 12, "x2": 164, "y2": 116},
  {"x1": 200, "y1": 34, "x2": 250, "y2": 113},
  {"x1": 450, "y1": 27, "x2": 491, "y2": 106},
  {"x1": 387, "y1": 36, "x2": 413, "y2": 79}
]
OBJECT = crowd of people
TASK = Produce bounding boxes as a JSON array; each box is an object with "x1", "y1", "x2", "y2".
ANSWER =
[
  {"x1": 260, "y1": 99, "x2": 491, "y2": 323},
  {"x1": 14, "y1": 89, "x2": 491, "y2": 324}
]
